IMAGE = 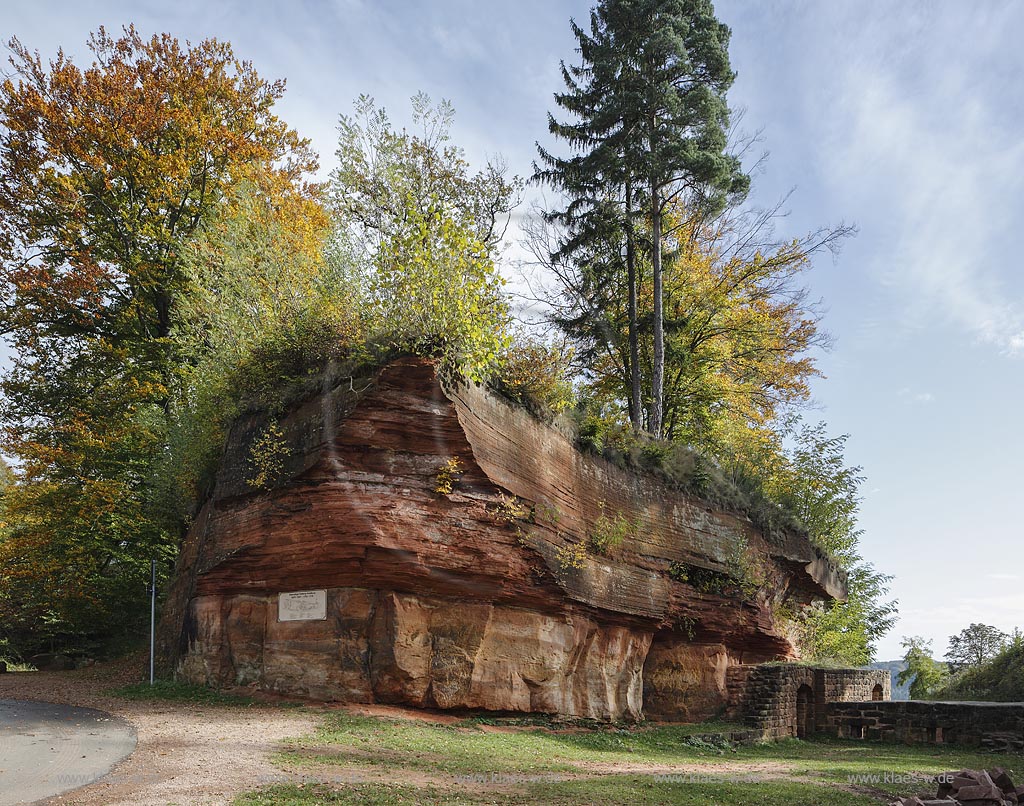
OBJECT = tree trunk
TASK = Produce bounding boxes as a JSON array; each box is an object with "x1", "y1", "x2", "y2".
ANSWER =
[
  {"x1": 625, "y1": 176, "x2": 641, "y2": 430},
  {"x1": 649, "y1": 179, "x2": 664, "y2": 438}
]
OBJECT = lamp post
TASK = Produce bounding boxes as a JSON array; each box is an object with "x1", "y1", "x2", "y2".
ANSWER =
[{"x1": 149, "y1": 557, "x2": 156, "y2": 686}]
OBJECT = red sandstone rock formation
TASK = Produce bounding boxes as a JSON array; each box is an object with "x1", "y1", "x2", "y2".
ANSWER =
[{"x1": 158, "y1": 357, "x2": 845, "y2": 721}]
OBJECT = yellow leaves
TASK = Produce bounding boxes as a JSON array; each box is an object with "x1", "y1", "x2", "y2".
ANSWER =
[
  {"x1": 1, "y1": 26, "x2": 318, "y2": 346},
  {"x1": 434, "y1": 457, "x2": 463, "y2": 496},
  {"x1": 496, "y1": 337, "x2": 575, "y2": 414},
  {"x1": 246, "y1": 422, "x2": 289, "y2": 490},
  {"x1": 555, "y1": 540, "x2": 589, "y2": 576},
  {"x1": 369, "y1": 193, "x2": 511, "y2": 381},
  {"x1": 653, "y1": 206, "x2": 828, "y2": 446}
]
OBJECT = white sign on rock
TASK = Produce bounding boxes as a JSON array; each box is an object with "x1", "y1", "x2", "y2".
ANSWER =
[{"x1": 278, "y1": 590, "x2": 327, "y2": 622}]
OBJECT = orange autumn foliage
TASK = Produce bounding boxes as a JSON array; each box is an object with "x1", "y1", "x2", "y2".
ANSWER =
[
  {"x1": 0, "y1": 27, "x2": 321, "y2": 653},
  {"x1": 0, "y1": 25, "x2": 318, "y2": 346}
]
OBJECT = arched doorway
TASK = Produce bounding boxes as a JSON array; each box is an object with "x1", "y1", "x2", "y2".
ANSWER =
[
  {"x1": 796, "y1": 684, "x2": 814, "y2": 739},
  {"x1": 871, "y1": 684, "x2": 883, "y2": 701}
]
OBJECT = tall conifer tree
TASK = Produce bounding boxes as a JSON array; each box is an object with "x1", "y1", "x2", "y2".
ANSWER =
[
  {"x1": 538, "y1": 0, "x2": 749, "y2": 436},
  {"x1": 535, "y1": 10, "x2": 645, "y2": 428}
]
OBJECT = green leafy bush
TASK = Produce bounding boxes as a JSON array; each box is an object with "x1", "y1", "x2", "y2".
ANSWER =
[
  {"x1": 897, "y1": 637, "x2": 949, "y2": 699},
  {"x1": 933, "y1": 635, "x2": 1024, "y2": 701},
  {"x1": 667, "y1": 539, "x2": 764, "y2": 598},
  {"x1": 588, "y1": 502, "x2": 638, "y2": 557}
]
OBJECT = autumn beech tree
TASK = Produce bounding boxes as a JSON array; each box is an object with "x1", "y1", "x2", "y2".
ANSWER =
[
  {"x1": 0, "y1": 27, "x2": 320, "y2": 653},
  {"x1": 0, "y1": 25, "x2": 317, "y2": 353}
]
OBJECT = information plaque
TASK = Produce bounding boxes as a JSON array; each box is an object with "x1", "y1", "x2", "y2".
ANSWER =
[{"x1": 278, "y1": 590, "x2": 327, "y2": 622}]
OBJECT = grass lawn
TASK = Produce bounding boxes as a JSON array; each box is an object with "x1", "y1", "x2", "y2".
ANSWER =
[
  {"x1": 109, "y1": 678, "x2": 306, "y2": 708},
  {"x1": 233, "y1": 710, "x2": 1024, "y2": 805},
  {"x1": 110, "y1": 679, "x2": 261, "y2": 706}
]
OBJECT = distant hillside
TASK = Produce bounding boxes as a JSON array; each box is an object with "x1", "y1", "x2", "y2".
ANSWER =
[{"x1": 865, "y1": 660, "x2": 910, "y2": 700}]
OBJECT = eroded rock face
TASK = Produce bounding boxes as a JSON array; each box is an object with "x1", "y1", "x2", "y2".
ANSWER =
[
  {"x1": 177, "y1": 588, "x2": 650, "y2": 719},
  {"x1": 643, "y1": 639, "x2": 739, "y2": 722},
  {"x1": 160, "y1": 357, "x2": 843, "y2": 721}
]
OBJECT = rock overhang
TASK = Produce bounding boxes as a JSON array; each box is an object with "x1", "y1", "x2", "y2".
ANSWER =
[{"x1": 158, "y1": 355, "x2": 848, "y2": 720}]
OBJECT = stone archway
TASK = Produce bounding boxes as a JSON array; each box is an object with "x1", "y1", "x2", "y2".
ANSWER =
[
  {"x1": 872, "y1": 683, "x2": 884, "y2": 701},
  {"x1": 796, "y1": 684, "x2": 814, "y2": 739}
]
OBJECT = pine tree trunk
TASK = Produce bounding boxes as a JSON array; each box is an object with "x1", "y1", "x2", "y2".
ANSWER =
[
  {"x1": 625, "y1": 177, "x2": 641, "y2": 430},
  {"x1": 650, "y1": 180, "x2": 664, "y2": 437}
]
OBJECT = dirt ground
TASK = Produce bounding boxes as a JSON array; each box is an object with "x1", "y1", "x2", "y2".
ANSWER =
[
  {"x1": 0, "y1": 657, "x2": 883, "y2": 805},
  {"x1": 0, "y1": 660, "x2": 586, "y2": 805},
  {"x1": 0, "y1": 657, "x2": 320, "y2": 806}
]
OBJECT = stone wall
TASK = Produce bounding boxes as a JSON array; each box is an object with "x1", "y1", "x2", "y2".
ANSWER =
[
  {"x1": 820, "y1": 668, "x2": 891, "y2": 703},
  {"x1": 725, "y1": 663, "x2": 890, "y2": 739},
  {"x1": 726, "y1": 665, "x2": 1024, "y2": 749},
  {"x1": 826, "y1": 700, "x2": 1024, "y2": 749}
]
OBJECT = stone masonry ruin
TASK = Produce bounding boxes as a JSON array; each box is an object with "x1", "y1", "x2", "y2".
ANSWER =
[
  {"x1": 828, "y1": 700, "x2": 1024, "y2": 750},
  {"x1": 725, "y1": 663, "x2": 890, "y2": 740},
  {"x1": 727, "y1": 664, "x2": 1024, "y2": 747}
]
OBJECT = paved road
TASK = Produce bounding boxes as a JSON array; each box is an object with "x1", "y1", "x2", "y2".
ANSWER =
[{"x1": 0, "y1": 699, "x2": 136, "y2": 805}]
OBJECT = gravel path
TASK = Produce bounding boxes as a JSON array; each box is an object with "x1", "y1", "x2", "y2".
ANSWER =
[{"x1": 0, "y1": 659, "x2": 319, "y2": 806}]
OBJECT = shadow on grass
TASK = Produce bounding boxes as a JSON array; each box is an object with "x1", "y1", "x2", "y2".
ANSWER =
[
  {"x1": 235, "y1": 777, "x2": 881, "y2": 806},
  {"x1": 274, "y1": 712, "x2": 1024, "y2": 804},
  {"x1": 109, "y1": 679, "x2": 258, "y2": 706}
]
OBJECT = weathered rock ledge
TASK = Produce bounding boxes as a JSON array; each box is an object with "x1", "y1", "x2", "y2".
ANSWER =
[{"x1": 158, "y1": 357, "x2": 845, "y2": 721}]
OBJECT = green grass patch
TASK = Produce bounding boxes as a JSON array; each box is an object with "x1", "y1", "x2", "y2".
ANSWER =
[
  {"x1": 109, "y1": 679, "x2": 258, "y2": 706},
  {"x1": 735, "y1": 736, "x2": 1024, "y2": 795},
  {"x1": 277, "y1": 713, "x2": 753, "y2": 777},
  {"x1": 235, "y1": 783, "x2": 480, "y2": 805},
  {"x1": 0, "y1": 660, "x2": 37, "y2": 672},
  {"x1": 456, "y1": 714, "x2": 745, "y2": 736},
  {"x1": 236, "y1": 778, "x2": 880, "y2": 805},
  {"x1": 252, "y1": 711, "x2": 1024, "y2": 805}
]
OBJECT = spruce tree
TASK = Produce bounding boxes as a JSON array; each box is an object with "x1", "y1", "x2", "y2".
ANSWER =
[
  {"x1": 538, "y1": 0, "x2": 749, "y2": 436},
  {"x1": 535, "y1": 9, "x2": 645, "y2": 428}
]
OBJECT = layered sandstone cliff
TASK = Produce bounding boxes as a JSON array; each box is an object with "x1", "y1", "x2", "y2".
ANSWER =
[{"x1": 158, "y1": 357, "x2": 844, "y2": 721}]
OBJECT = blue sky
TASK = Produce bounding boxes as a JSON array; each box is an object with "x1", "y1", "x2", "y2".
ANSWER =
[{"x1": 4, "y1": 1, "x2": 1022, "y2": 661}]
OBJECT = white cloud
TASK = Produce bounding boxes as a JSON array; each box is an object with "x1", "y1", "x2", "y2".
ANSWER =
[
  {"x1": 812, "y1": 7, "x2": 1024, "y2": 355},
  {"x1": 429, "y1": 23, "x2": 487, "y2": 62},
  {"x1": 897, "y1": 592, "x2": 1024, "y2": 655},
  {"x1": 897, "y1": 387, "x2": 935, "y2": 404}
]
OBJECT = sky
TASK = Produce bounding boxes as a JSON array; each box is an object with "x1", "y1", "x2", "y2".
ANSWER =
[{"x1": 3, "y1": 0, "x2": 1022, "y2": 662}]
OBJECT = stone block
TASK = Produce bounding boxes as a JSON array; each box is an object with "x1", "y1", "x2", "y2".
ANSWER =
[
  {"x1": 956, "y1": 783, "x2": 1004, "y2": 802},
  {"x1": 27, "y1": 653, "x2": 75, "y2": 671},
  {"x1": 991, "y1": 768, "x2": 1015, "y2": 793}
]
